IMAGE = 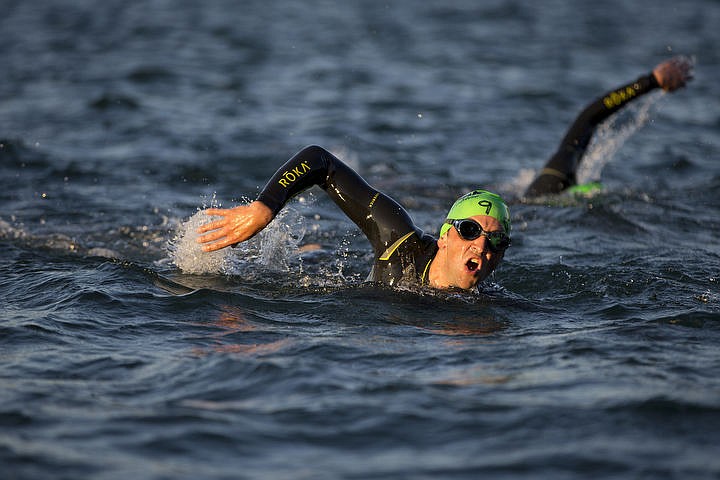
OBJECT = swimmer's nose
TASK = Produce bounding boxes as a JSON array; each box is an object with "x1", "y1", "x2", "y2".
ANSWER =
[{"x1": 470, "y1": 235, "x2": 491, "y2": 254}]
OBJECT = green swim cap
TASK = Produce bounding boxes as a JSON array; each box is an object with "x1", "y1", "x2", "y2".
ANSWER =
[{"x1": 439, "y1": 190, "x2": 511, "y2": 237}]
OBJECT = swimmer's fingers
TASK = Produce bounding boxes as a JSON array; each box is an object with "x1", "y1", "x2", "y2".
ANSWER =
[
  {"x1": 197, "y1": 225, "x2": 231, "y2": 245},
  {"x1": 195, "y1": 201, "x2": 274, "y2": 252},
  {"x1": 197, "y1": 216, "x2": 229, "y2": 235},
  {"x1": 200, "y1": 235, "x2": 239, "y2": 252},
  {"x1": 198, "y1": 224, "x2": 251, "y2": 252},
  {"x1": 653, "y1": 55, "x2": 695, "y2": 92},
  {"x1": 203, "y1": 207, "x2": 231, "y2": 218}
]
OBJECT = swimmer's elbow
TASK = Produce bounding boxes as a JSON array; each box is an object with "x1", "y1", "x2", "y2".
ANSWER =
[{"x1": 299, "y1": 144, "x2": 332, "y2": 157}]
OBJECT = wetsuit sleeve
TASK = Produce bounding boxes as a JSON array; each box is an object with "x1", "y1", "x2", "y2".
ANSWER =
[
  {"x1": 256, "y1": 145, "x2": 419, "y2": 255},
  {"x1": 524, "y1": 73, "x2": 660, "y2": 197}
]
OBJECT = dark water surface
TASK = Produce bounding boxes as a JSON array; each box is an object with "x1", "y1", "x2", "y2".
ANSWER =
[{"x1": 2, "y1": 1, "x2": 720, "y2": 478}]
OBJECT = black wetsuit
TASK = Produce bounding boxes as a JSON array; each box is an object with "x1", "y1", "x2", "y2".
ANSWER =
[
  {"x1": 524, "y1": 73, "x2": 660, "y2": 196},
  {"x1": 256, "y1": 73, "x2": 662, "y2": 287},
  {"x1": 258, "y1": 145, "x2": 438, "y2": 287}
]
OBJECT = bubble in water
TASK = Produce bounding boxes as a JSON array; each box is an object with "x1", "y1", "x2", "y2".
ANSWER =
[{"x1": 169, "y1": 210, "x2": 229, "y2": 274}]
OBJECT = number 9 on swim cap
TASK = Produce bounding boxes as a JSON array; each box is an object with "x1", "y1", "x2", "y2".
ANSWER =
[{"x1": 439, "y1": 189, "x2": 511, "y2": 237}]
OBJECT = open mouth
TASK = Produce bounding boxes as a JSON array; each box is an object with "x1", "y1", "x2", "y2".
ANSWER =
[{"x1": 465, "y1": 258, "x2": 480, "y2": 272}]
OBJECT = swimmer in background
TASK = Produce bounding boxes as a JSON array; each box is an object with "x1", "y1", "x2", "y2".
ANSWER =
[{"x1": 196, "y1": 56, "x2": 693, "y2": 291}]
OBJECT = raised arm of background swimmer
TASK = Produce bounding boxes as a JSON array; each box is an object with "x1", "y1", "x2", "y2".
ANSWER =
[
  {"x1": 197, "y1": 145, "x2": 417, "y2": 253},
  {"x1": 524, "y1": 55, "x2": 694, "y2": 196}
]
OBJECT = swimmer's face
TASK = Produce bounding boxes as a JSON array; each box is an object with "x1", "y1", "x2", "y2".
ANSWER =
[{"x1": 431, "y1": 215, "x2": 506, "y2": 290}]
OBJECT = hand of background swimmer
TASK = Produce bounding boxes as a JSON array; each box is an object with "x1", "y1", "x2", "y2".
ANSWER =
[
  {"x1": 196, "y1": 201, "x2": 274, "y2": 252},
  {"x1": 652, "y1": 55, "x2": 694, "y2": 92}
]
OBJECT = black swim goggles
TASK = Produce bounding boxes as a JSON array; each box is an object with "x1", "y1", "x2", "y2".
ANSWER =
[{"x1": 445, "y1": 218, "x2": 511, "y2": 252}]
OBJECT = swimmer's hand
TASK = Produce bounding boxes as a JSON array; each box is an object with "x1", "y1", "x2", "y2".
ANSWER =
[
  {"x1": 196, "y1": 201, "x2": 273, "y2": 252},
  {"x1": 652, "y1": 55, "x2": 694, "y2": 92}
]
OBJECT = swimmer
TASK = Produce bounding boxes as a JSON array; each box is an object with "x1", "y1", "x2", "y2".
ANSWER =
[{"x1": 196, "y1": 56, "x2": 693, "y2": 291}]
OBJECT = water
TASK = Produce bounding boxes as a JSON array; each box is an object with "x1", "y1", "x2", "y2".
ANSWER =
[{"x1": 2, "y1": 0, "x2": 720, "y2": 478}]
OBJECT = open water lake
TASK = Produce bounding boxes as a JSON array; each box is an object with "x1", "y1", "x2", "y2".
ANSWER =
[{"x1": 2, "y1": 1, "x2": 719, "y2": 478}]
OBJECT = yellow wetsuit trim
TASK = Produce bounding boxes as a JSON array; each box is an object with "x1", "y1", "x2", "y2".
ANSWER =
[
  {"x1": 540, "y1": 167, "x2": 568, "y2": 180},
  {"x1": 379, "y1": 231, "x2": 414, "y2": 261},
  {"x1": 368, "y1": 192, "x2": 379, "y2": 209},
  {"x1": 420, "y1": 258, "x2": 433, "y2": 284}
]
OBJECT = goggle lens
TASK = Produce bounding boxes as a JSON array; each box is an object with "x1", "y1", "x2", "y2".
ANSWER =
[{"x1": 448, "y1": 219, "x2": 511, "y2": 252}]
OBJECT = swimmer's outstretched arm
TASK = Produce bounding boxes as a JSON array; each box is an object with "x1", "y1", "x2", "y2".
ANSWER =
[
  {"x1": 197, "y1": 145, "x2": 415, "y2": 253},
  {"x1": 524, "y1": 55, "x2": 694, "y2": 197}
]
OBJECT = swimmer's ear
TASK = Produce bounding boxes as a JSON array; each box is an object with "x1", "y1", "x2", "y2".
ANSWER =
[{"x1": 437, "y1": 234, "x2": 448, "y2": 249}]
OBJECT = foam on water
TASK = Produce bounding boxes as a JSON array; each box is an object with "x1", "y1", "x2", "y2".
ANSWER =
[
  {"x1": 169, "y1": 201, "x2": 308, "y2": 276},
  {"x1": 576, "y1": 92, "x2": 660, "y2": 184},
  {"x1": 503, "y1": 92, "x2": 663, "y2": 197},
  {"x1": 169, "y1": 209, "x2": 230, "y2": 275},
  {"x1": 0, "y1": 216, "x2": 125, "y2": 259}
]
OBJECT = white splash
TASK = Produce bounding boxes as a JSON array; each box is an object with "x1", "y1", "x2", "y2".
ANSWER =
[
  {"x1": 576, "y1": 92, "x2": 661, "y2": 184},
  {"x1": 256, "y1": 208, "x2": 307, "y2": 271},
  {"x1": 503, "y1": 91, "x2": 663, "y2": 195},
  {"x1": 168, "y1": 198, "x2": 309, "y2": 276},
  {"x1": 169, "y1": 209, "x2": 230, "y2": 275},
  {"x1": 499, "y1": 167, "x2": 538, "y2": 197}
]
